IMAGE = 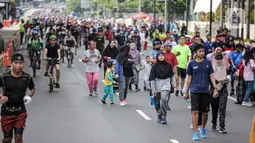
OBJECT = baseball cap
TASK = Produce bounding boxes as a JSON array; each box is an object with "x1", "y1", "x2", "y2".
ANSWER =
[
  {"x1": 11, "y1": 53, "x2": 24, "y2": 62},
  {"x1": 164, "y1": 41, "x2": 172, "y2": 47}
]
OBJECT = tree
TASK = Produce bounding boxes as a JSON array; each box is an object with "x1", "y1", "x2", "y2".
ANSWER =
[{"x1": 66, "y1": 0, "x2": 81, "y2": 13}]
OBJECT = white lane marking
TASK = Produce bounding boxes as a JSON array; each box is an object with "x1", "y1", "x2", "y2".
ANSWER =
[
  {"x1": 169, "y1": 139, "x2": 180, "y2": 143},
  {"x1": 136, "y1": 110, "x2": 151, "y2": 120},
  {"x1": 228, "y1": 96, "x2": 237, "y2": 101},
  {"x1": 102, "y1": 80, "x2": 104, "y2": 83},
  {"x1": 115, "y1": 92, "x2": 119, "y2": 96}
]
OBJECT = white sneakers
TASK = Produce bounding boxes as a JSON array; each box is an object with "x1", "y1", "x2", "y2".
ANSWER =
[
  {"x1": 242, "y1": 101, "x2": 254, "y2": 107},
  {"x1": 119, "y1": 100, "x2": 127, "y2": 106}
]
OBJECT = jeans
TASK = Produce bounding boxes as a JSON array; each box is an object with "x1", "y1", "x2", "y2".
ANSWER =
[
  {"x1": 86, "y1": 72, "x2": 98, "y2": 93},
  {"x1": 244, "y1": 81, "x2": 253, "y2": 102},
  {"x1": 119, "y1": 76, "x2": 131, "y2": 101},
  {"x1": 102, "y1": 85, "x2": 114, "y2": 103}
]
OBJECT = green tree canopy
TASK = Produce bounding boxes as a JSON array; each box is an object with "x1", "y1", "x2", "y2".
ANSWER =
[{"x1": 66, "y1": 0, "x2": 81, "y2": 13}]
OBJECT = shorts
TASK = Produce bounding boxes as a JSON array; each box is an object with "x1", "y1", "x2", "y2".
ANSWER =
[
  {"x1": 1, "y1": 112, "x2": 28, "y2": 133},
  {"x1": 47, "y1": 59, "x2": 60, "y2": 65},
  {"x1": 191, "y1": 93, "x2": 211, "y2": 112},
  {"x1": 177, "y1": 67, "x2": 186, "y2": 78}
]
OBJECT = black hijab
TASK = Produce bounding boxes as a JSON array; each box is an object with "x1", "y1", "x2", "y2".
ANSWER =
[
  {"x1": 102, "y1": 44, "x2": 119, "y2": 59},
  {"x1": 117, "y1": 45, "x2": 130, "y2": 64},
  {"x1": 149, "y1": 51, "x2": 174, "y2": 81}
]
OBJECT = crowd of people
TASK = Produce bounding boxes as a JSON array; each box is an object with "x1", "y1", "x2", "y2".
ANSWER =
[{"x1": 0, "y1": 11, "x2": 254, "y2": 142}]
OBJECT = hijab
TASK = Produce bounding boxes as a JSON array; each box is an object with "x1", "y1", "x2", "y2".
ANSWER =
[
  {"x1": 213, "y1": 54, "x2": 227, "y2": 89},
  {"x1": 129, "y1": 44, "x2": 140, "y2": 63},
  {"x1": 103, "y1": 44, "x2": 119, "y2": 59},
  {"x1": 149, "y1": 51, "x2": 174, "y2": 81},
  {"x1": 117, "y1": 45, "x2": 130, "y2": 64}
]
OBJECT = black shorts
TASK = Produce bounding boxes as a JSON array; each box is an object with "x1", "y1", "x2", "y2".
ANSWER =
[
  {"x1": 177, "y1": 67, "x2": 186, "y2": 78},
  {"x1": 191, "y1": 93, "x2": 211, "y2": 113}
]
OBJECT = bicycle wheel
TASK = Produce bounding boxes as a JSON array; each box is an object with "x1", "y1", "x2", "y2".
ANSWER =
[
  {"x1": 49, "y1": 77, "x2": 53, "y2": 93},
  {"x1": 32, "y1": 59, "x2": 37, "y2": 77}
]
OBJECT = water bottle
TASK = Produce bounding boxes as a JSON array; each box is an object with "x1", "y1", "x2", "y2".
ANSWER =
[
  {"x1": 150, "y1": 96, "x2": 155, "y2": 106},
  {"x1": 187, "y1": 98, "x2": 191, "y2": 109}
]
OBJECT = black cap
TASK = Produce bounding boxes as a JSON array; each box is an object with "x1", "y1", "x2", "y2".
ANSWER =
[
  {"x1": 11, "y1": 53, "x2": 24, "y2": 62},
  {"x1": 215, "y1": 54, "x2": 223, "y2": 60}
]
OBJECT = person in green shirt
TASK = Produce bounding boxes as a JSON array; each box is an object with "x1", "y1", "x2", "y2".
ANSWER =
[
  {"x1": 20, "y1": 19, "x2": 25, "y2": 45},
  {"x1": 28, "y1": 30, "x2": 43, "y2": 69},
  {"x1": 172, "y1": 35, "x2": 191, "y2": 96}
]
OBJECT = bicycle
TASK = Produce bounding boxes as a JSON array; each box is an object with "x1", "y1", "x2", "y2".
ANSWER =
[
  {"x1": 45, "y1": 58, "x2": 58, "y2": 93},
  {"x1": 30, "y1": 49, "x2": 41, "y2": 77},
  {"x1": 66, "y1": 46, "x2": 74, "y2": 68}
]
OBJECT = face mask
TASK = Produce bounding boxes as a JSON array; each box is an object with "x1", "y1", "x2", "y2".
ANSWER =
[{"x1": 156, "y1": 48, "x2": 160, "y2": 51}]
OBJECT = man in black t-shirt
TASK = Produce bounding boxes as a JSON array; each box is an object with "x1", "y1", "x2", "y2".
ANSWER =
[
  {"x1": 71, "y1": 26, "x2": 80, "y2": 55},
  {"x1": 0, "y1": 53, "x2": 35, "y2": 143},
  {"x1": 115, "y1": 29, "x2": 125, "y2": 47},
  {"x1": 96, "y1": 30, "x2": 105, "y2": 67},
  {"x1": 44, "y1": 35, "x2": 61, "y2": 88},
  {"x1": 131, "y1": 31, "x2": 141, "y2": 52}
]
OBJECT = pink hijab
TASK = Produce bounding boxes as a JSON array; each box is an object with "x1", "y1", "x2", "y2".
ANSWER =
[{"x1": 207, "y1": 47, "x2": 230, "y2": 69}]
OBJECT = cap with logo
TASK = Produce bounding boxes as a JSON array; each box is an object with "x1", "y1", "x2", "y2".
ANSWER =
[{"x1": 11, "y1": 53, "x2": 24, "y2": 62}]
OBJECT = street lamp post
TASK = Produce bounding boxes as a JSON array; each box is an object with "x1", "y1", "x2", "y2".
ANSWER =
[
  {"x1": 153, "y1": 0, "x2": 156, "y2": 29},
  {"x1": 209, "y1": 0, "x2": 212, "y2": 36},
  {"x1": 185, "y1": 0, "x2": 190, "y2": 34}
]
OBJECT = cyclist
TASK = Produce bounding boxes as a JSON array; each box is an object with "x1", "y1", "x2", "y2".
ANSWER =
[
  {"x1": 44, "y1": 35, "x2": 61, "y2": 88},
  {"x1": 28, "y1": 30, "x2": 43, "y2": 69}
]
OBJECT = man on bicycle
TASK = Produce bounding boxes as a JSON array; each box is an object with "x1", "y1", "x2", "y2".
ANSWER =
[
  {"x1": 64, "y1": 31, "x2": 77, "y2": 65},
  {"x1": 44, "y1": 35, "x2": 61, "y2": 88},
  {"x1": 28, "y1": 30, "x2": 43, "y2": 69}
]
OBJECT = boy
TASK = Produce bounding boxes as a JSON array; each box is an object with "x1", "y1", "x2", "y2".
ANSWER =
[
  {"x1": 141, "y1": 56, "x2": 152, "y2": 91},
  {"x1": 101, "y1": 61, "x2": 117, "y2": 105}
]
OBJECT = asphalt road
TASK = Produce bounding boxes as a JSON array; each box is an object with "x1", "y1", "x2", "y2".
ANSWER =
[{"x1": 0, "y1": 45, "x2": 252, "y2": 143}]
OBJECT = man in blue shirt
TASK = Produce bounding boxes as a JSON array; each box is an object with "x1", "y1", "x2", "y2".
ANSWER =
[
  {"x1": 149, "y1": 41, "x2": 161, "y2": 63},
  {"x1": 184, "y1": 44, "x2": 218, "y2": 141},
  {"x1": 229, "y1": 44, "x2": 243, "y2": 96}
]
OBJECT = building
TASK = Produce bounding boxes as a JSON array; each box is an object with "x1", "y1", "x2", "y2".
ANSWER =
[{"x1": 0, "y1": 0, "x2": 11, "y2": 21}]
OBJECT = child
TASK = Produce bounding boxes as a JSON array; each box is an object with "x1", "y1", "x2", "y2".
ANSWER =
[
  {"x1": 141, "y1": 56, "x2": 152, "y2": 91},
  {"x1": 101, "y1": 61, "x2": 117, "y2": 105}
]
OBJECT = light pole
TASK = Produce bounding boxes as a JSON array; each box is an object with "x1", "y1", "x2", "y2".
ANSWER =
[
  {"x1": 209, "y1": 0, "x2": 212, "y2": 36},
  {"x1": 185, "y1": 0, "x2": 190, "y2": 34},
  {"x1": 153, "y1": 0, "x2": 156, "y2": 29},
  {"x1": 164, "y1": 0, "x2": 167, "y2": 32}
]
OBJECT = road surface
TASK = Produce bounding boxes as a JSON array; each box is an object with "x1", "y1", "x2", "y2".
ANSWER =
[{"x1": 0, "y1": 46, "x2": 252, "y2": 143}]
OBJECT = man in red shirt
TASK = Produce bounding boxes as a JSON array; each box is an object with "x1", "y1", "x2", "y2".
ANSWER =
[
  {"x1": 104, "y1": 27, "x2": 113, "y2": 43},
  {"x1": 164, "y1": 42, "x2": 178, "y2": 80},
  {"x1": 163, "y1": 31, "x2": 170, "y2": 43}
]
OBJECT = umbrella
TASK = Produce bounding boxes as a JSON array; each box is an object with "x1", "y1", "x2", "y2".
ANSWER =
[
  {"x1": 70, "y1": 11, "x2": 77, "y2": 15},
  {"x1": 130, "y1": 12, "x2": 151, "y2": 18}
]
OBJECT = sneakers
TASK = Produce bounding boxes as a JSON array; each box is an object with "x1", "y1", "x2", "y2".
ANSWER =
[
  {"x1": 93, "y1": 89, "x2": 98, "y2": 96},
  {"x1": 242, "y1": 101, "x2": 254, "y2": 107},
  {"x1": 89, "y1": 93, "x2": 93, "y2": 96},
  {"x1": 211, "y1": 124, "x2": 216, "y2": 131},
  {"x1": 161, "y1": 118, "x2": 167, "y2": 124},
  {"x1": 110, "y1": 102, "x2": 115, "y2": 105},
  {"x1": 157, "y1": 116, "x2": 161, "y2": 123},
  {"x1": 55, "y1": 83, "x2": 60, "y2": 88},
  {"x1": 44, "y1": 72, "x2": 48, "y2": 77},
  {"x1": 192, "y1": 132, "x2": 200, "y2": 141},
  {"x1": 101, "y1": 100, "x2": 107, "y2": 105},
  {"x1": 120, "y1": 101, "x2": 125, "y2": 106},
  {"x1": 219, "y1": 127, "x2": 227, "y2": 134},
  {"x1": 175, "y1": 90, "x2": 179, "y2": 96},
  {"x1": 199, "y1": 128, "x2": 208, "y2": 138}
]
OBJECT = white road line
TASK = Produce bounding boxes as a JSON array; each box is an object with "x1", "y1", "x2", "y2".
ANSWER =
[
  {"x1": 136, "y1": 110, "x2": 151, "y2": 120},
  {"x1": 228, "y1": 96, "x2": 237, "y2": 102},
  {"x1": 169, "y1": 139, "x2": 180, "y2": 143}
]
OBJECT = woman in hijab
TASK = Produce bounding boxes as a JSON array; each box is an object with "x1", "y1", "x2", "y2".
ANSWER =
[
  {"x1": 206, "y1": 47, "x2": 230, "y2": 70},
  {"x1": 210, "y1": 54, "x2": 229, "y2": 133},
  {"x1": 129, "y1": 42, "x2": 142, "y2": 91},
  {"x1": 149, "y1": 51, "x2": 175, "y2": 124},
  {"x1": 115, "y1": 45, "x2": 135, "y2": 106},
  {"x1": 102, "y1": 39, "x2": 119, "y2": 76}
]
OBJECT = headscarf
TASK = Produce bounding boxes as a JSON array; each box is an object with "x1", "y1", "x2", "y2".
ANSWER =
[
  {"x1": 149, "y1": 51, "x2": 174, "y2": 81},
  {"x1": 103, "y1": 44, "x2": 119, "y2": 59},
  {"x1": 213, "y1": 54, "x2": 227, "y2": 89},
  {"x1": 129, "y1": 44, "x2": 140, "y2": 63},
  {"x1": 117, "y1": 45, "x2": 130, "y2": 64}
]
